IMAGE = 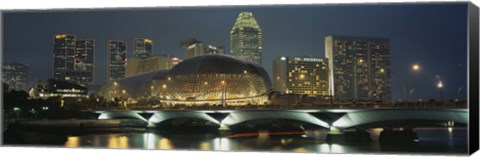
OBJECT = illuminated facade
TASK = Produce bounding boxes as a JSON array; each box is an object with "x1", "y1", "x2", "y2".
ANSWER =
[
  {"x1": 180, "y1": 38, "x2": 224, "y2": 59},
  {"x1": 74, "y1": 39, "x2": 95, "y2": 85},
  {"x1": 134, "y1": 38, "x2": 153, "y2": 59},
  {"x1": 273, "y1": 56, "x2": 329, "y2": 96},
  {"x1": 52, "y1": 34, "x2": 95, "y2": 86},
  {"x1": 126, "y1": 55, "x2": 174, "y2": 77},
  {"x1": 99, "y1": 54, "x2": 272, "y2": 106},
  {"x1": 34, "y1": 79, "x2": 88, "y2": 98},
  {"x1": 2, "y1": 62, "x2": 29, "y2": 91},
  {"x1": 108, "y1": 40, "x2": 127, "y2": 81},
  {"x1": 325, "y1": 35, "x2": 391, "y2": 102},
  {"x1": 230, "y1": 12, "x2": 263, "y2": 65},
  {"x1": 53, "y1": 34, "x2": 75, "y2": 81}
]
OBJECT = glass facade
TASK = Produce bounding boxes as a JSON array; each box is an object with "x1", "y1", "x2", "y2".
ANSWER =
[
  {"x1": 99, "y1": 54, "x2": 272, "y2": 106},
  {"x1": 73, "y1": 39, "x2": 95, "y2": 85},
  {"x1": 53, "y1": 34, "x2": 76, "y2": 81},
  {"x1": 126, "y1": 55, "x2": 174, "y2": 77},
  {"x1": 181, "y1": 38, "x2": 224, "y2": 59},
  {"x1": 325, "y1": 35, "x2": 391, "y2": 102},
  {"x1": 108, "y1": 40, "x2": 127, "y2": 81},
  {"x1": 230, "y1": 12, "x2": 263, "y2": 65},
  {"x1": 273, "y1": 57, "x2": 329, "y2": 96},
  {"x1": 134, "y1": 38, "x2": 153, "y2": 59},
  {"x1": 2, "y1": 63, "x2": 29, "y2": 91},
  {"x1": 53, "y1": 34, "x2": 95, "y2": 86}
]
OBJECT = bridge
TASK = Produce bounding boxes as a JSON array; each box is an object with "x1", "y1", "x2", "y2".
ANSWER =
[{"x1": 92, "y1": 108, "x2": 468, "y2": 131}]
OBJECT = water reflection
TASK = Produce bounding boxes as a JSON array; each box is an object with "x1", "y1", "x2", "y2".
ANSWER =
[
  {"x1": 157, "y1": 138, "x2": 173, "y2": 150},
  {"x1": 65, "y1": 136, "x2": 79, "y2": 148},
  {"x1": 61, "y1": 128, "x2": 467, "y2": 154},
  {"x1": 107, "y1": 135, "x2": 129, "y2": 149}
]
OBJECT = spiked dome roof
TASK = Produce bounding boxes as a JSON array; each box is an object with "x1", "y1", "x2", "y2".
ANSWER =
[{"x1": 231, "y1": 12, "x2": 262, "y2": 32}]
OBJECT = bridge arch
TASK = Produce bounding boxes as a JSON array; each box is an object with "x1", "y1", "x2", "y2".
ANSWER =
[
  {"x1": 221, "y1": 110, "x2": 329, "y2": 128},
  {"x1": 331, "y1": 109, "x2": 468, "y2": 129},
  {"x1": 148, "y1": 111, "x2": 220, "y2": 126},
  {"x1": 97, "y1": 111, "x2": 148, "y2": 122}
]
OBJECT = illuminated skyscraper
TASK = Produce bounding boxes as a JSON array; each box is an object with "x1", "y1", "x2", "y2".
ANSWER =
[
  {"x1": 74, "y1": 39, "x2": 95, "y2": 85},
  {"x1": 53, "y1": 34, "x2": 76, "y2": 81},
  {"x1": 230, "y1": 12, "x2": 263, "y2": 65},
  {"x1": 108, "y1": 40, "x2": 127, "y2": 81},
  {"x1": 180, "y1": 38, "x2": 224, "y2": 59},
  {"x1": 2, "y1": 62, "x2": 29, "y2": 91},
  {"x1": 325, "y1": 35, "x2": 391, "y2": 102},
  {"x1": 134, "y1": 38, "x2": 153, "y2": 59},
  {"x1": 52, "y1": 34, "x2": 95, "y2": 86},
  {"x1": 273, "y1": 56, "x2": 329, "y2": 96}
]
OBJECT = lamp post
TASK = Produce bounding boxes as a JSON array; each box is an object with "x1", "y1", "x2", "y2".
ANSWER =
[
  {"x1": 390, "y1": 64, "x2": 420, "y2": 106},
  {"x1": 406, "y1": 64, "x2": 421, "y2": 103},
  {"x1": 435, "y1": 75, "x2": 444, "y2": 106}
]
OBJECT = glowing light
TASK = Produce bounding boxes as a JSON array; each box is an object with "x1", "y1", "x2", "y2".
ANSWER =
[
  {"x1": 380, "y1": 68, "x2": 385, "y2": 73},
  {"x1": 65, "y1": 136, "x2": 80, "y2": 148},
  {"x1": 299, "y1": 74, "x2": 305, "y2": 79},
  {"x1": 412, "y1": 64, "x2": 420, "y2": 71},
  {"x1": 157, "y1": 138, "x2": 173, "y2": 150},
  {"x1": 114, "y1": 82, "x2": 118, "y2": 86},
  {"x1": 199, "y1": 141, "x2": 211, "y2": 150},
  {"x1": 162, "y1": 84, "x2": 167, "y2": 89},
  {"x1": 437, "y1": 81, "x2": 443, "y2": 88},
  {"x1": 122, "y1": 90, "x2": 126, "y2": 94}
]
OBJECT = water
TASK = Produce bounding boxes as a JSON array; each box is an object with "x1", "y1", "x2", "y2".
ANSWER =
[{"x1": 54, "y1": 127, "x2": 468, "y2": 155}]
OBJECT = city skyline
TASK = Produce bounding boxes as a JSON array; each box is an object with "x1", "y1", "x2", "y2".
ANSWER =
[{"x1": 3, "y1": 3, "x2": 468, "y2": 100}]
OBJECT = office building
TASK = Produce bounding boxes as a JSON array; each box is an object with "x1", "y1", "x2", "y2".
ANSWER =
[
  {"x1": 74, "y1": 39, "x2": 95, "y2": 85},
  {"x1": 134, "y1": 38, "x2": 153, "y2": 59},
  {"x1": 2, "y1": 62, "x2": 29, "y2": 91},
  {"x1": 126, "y1": 55, "x2": 174, "y2": 77},
  {"x1": 52, "y1": 34, "x2": 95, "y2": 86},
  {"x1": 273, "y1": 56, "x2": 329, "y2": 97},
  {"x1": 230, "y1": 12, "x2": 263, "y2": 65},
  {"x1": 108, "y1": 40, "x2": 127, "y2": 81},
  {"x1": 325, "y1": 35, "x2": 391, "y2": 102},
  {"x1": 180, "y1": 38, "x2": 224, "y2": 59}
]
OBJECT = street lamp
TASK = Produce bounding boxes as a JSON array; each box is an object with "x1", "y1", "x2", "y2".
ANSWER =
[
  {"x1": 436, "y1": 77, "x2": 444, "y2": 105},
  {"x1": 407, "y1": 64, "x2": 421, "y2": 102}
]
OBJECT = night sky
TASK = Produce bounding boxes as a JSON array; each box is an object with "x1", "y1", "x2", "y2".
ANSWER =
[{"x1": 2, "y1": 3, "x2": 468, "y2": 100}]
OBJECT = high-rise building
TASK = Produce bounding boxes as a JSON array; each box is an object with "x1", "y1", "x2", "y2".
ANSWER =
[
  {"x1": 74, "y1": 39, "x2": 95, "y2": 85},
  {"x1": 52, "y1": 34, "x2": 95, "y2": 86},
  {"x1": 273, "y1": 56, "x2": 329, "y2": 96},
  {"x1": 53, "y1": 34, "x2": 76, "y2": 80},
  {"x1": 180, "y1": 38, "x2": 224, "y2": 59},
  {"x1": 325, "y1": 35, "x2": 391, "y2": 102},
  {"x1": 107, "y1": 40, "x2": 127, "y2": 81},
  {"x1": 230, "y1": 12, "x2": 263, "y2": 65},
  {"x1": 2, "y1": 63, "x2": 29, "y2": 91},
  {"x1": 126, "y1": 55, "x2": 174, "y2": 77},
  {"x1": 134, "y1": 38, "x2": 153, "y2": 59}
]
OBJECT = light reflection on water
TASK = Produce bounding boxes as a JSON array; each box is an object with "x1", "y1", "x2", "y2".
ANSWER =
[{"x1": 62, "y1": 127, "x2": 467, "y2": 154}]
